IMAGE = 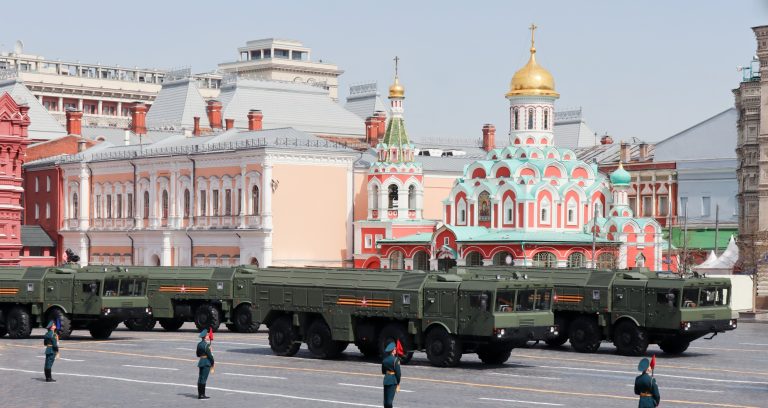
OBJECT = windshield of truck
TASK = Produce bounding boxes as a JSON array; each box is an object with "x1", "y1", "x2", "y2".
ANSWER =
[
  {"x1": 496, "y1": 291, "x2": 515, "y2": 312},
  {"x1": 496, "y1": 289, "x2": 552, "y2": 312},
  {"x1": 103, "y1": 279, "x2": 119, "y2": 296},
  {"x1": 535, "y1": 289, "x2": 553, "y2": 310},
  {"x1": 104, "y1": 278, "x2": 146, "y2": 297},
  {"x1": 682, "y1": 287, "x2": 729, "y2": 307}
]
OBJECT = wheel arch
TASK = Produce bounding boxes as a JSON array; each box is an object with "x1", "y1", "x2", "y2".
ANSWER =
[
  {"x1": 44, "y1": 304, "x2": 69, "y2": 315},
  {"x1": 424, "y1": 321, "x2": 452, "y2": 335}
]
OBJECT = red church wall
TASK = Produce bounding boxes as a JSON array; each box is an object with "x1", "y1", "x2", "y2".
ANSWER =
[
  {"x1": 572, "y1": 167, "x2": 589, "y2": 179},
  {"x1": 0, "y1": 93, "x2": 31, "y2": 265},
  {"x1": 23, "y1": 167, "x2": 63, "y2": 262}
]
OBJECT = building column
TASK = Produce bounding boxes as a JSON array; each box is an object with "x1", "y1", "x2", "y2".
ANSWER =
[
  {"x1": 262, "y1": 163, "x2": 273, "y2": 230},
  {"x1": 57, "y1": 97, "x2": 63, "y2": 112},
  {"x1": 97, "y1": 100, "x2": 103, "y2": 115},
  {"x1": 379, "y1": 188, "x2": 387, "y2": 219},
  {"x1": 149, "y1": 173, "x2": 158, "y2": 228},
  {"x1": 78, "y1": 166, "x2": 90, "y2": 230},
  {"x1": 169, "y1": 169, "x2": 178, "y2": 227},
  {"x1": 162, "y1": 232, "x2": 172, "y2": 266},
  {"x1": 78, "y1": 99, "x2": 84, "y2": 111},
  {"x1": 116, "y1": 101, "x2": 122, "y2": 116},
  {"x1": 398, "y1": 188, "x2": 408, "y2": 220},
  {"x1": 416, "y1": 189, "x2": 424, "y2": 219},
  {"x1": 79, "y1": 234, "x2": 89, "y2": 266},
  {"x1": 239, "y1": 165, "x2": 247, "y2": 228}
]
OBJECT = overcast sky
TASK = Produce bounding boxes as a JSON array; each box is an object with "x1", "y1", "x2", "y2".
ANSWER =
[{"x1": 2, "y1": 1, "x2": 765, "y2": 144}]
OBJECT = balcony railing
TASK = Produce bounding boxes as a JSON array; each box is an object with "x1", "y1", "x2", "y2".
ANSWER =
[
  {"x1": 91, "y1": 218, "x2": 135, "y2": 230},
  {"x1": 63, "y1": 215, "x2": 262, "y2": 231}
]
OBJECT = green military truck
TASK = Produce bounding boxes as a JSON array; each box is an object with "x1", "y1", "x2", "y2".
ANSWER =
[
  {"x1": 250, "y1": 267, "x2": 557, "y2": 367},
  {"x1": 457, "y1": 267, "x2": 737, "y2": 356},
  {"x1": 120, "y1": 267, "x2": 260, "y2": 333},
  {"x1": 0, "y1": 265, "x2": 151, "y2": 339}
]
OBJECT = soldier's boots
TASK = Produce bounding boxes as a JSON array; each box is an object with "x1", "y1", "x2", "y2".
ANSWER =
[
  {"x1": 197, "y1": 383, "x2": 209, "y2": 399},
  {"x1": 44, "y1": 369, "x2": 56, "y2": 383}
]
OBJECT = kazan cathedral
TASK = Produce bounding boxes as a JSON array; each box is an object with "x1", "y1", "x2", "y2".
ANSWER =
[{"x1": 354, "y1": 28, "x2": 662, "y2": 271}]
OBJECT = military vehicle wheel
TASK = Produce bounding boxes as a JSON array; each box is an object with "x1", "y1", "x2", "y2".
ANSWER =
[
  {"x1": 477, "y1": 343, "x2": 513, "y2": 365},
  {"x1": 306, "y1": 319, "x2": 342, "y2": 359},
  {"x1": 0, "y1": 326, "x2": 7, "y2": 337},
  {"x1": 124, "y1": 317, "x2": 156, "y2": 331},
  {"x1": 232, "y1": 304, "x2": 259, "y2": 333},
  {"x1": 568, "y1": 316, "x2": 601, "y2": 353},
  {"x1": 613, "y1": 320, "x2": 648, "y2": 356},
  {"x1": 269, "y1": 316, "x2": 300, "y2": 356},
  {"x1": 226, "y1": 323, "x2": 237, "y2": 332},
  {"x1": 545, "y1": 316, "x2": 569, "y2": 347},
  {"x1": 194, "y1": 304, "x2": 221, "y2": 331},
  {"x1": 378, "y1": 323, "x2": 414, "y2": 364},
  {"x1": 425, "y1": 327, "x2": 462, "y2": 367},
  {"x1": 7, "y1": 307, "x2": 32, "y2": 339},
  {"x1": 89, "y1": 321, "x2": 117, "y2": 340},
  {"x1": 335, "y1": 342, "x2": 350, "y2": 354},
  {"x1": 47, "y1": 308, "x2": 73, "y2": 339},
  {"x1": 659, "y1": 336, "x2": 690, "y2": 355},
  {"x1": 158, "y1": 318, "x2": 185, "y2": 331},
  {"x1": 356, "y1": 342, "x2": 379, "y2": 358}
]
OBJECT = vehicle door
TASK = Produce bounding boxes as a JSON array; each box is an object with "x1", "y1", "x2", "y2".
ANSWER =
[
  {"x1": 645, "y1": 281, "x2": 680, "y2": 330},
  {"x1": 73, "y1": 278, "x2": 101, "y2": 315},
  {"x1": 458, "y1": 289, "x2": 492, "y2": 336}
]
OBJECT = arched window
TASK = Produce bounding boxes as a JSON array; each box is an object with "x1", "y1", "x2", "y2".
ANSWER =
[
  {"x1": 635, "y1": 253, "x2": 646, "y2": 267},
  {"x1": 388, "y1": 185, "x2": 399, "y2": 209},
  {"x1": 513, "y1": 108, "x2": 519, "y2": 130},
  {"x1": 143, "y1": 191, "x2": 150, "y2": 219},
  {"x1": 597, "y1": 253, "x2": 616, "y2": 269},
  {"x1": 533, "y1": 251, "x2": 557, "y2": 268},
  {"x1": 390, "y1": 250, "x2": 405, "y2": 269},
  {"x1": 493, "y1": 251, "x2": 514, "y2": 266},
  {"x1": 161, "y1": 190, "x2": 169, "y2": 219},
  {"x1": 543, "y1": 109, "x2": 549, "y2": 130},
  {"x1": 251, "y1": 185, "x2": 260, "y2": 215},
  {"x1": 408, "y1": 185, "x2": 416, "y2": 210},
  {"x1": 457, "y1": 198, "x2": 467, "y2": 225},
  {"x1": 371, "y1": 185, "x2": 379, "y2": 210},
  {"x1": 540, "y1": 197, "x2": 551, "y2": 224},
  {"x1": 72, "y1": 192, "x2": 79, "y2": 219},
  {"x1": 413, "y1": 251, "x2": 429, "y2": 271},
  {"x1": 593, "y1": 201, "x2": 603, "y2": 218},
  {"x1": 503, "y1": 196, "x2": 515, "y2": 223},
  {"x1": 567, "y1": 199, "x2": 577, "y2": 225},
  {"x1": 249, "y1": 257, "x2": 259, "y2": 267},
  {"x1": 465, "y1": 251, "x2": 483, "y2": 266},
  {"x1": 567, "y1": 252, "x2": 585, "y2": 268},
  {"x1": 184, "y1": 189, "x2": 191, "y2": 218},
  {"x1": 527, "y1": 108, "x2": 534, "y2": 130}
]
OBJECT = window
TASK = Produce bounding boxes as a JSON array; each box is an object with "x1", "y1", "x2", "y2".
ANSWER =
[
  {"x1": 540, "y1": 197, "x2": 551, "y2": 223},
  {"x1": 527, "y1": 108, "x2": 534, "y2": 130},
  {"x1": 567, "y1": 252, "x2": 585, "y2": 268},
  {"x1": 466, "y1": 251, "x2": 483, "y2": 266},
  {"x1": 642, "y1": 196, "x2": 653, "y2": 217},
  {"x1": 46, "y1": 176, "x2": 51, "y2": 192},
  {"x1": 629, "y1": 197, "x2": 637, "y2": 214},
  {"x1": 680, "y1": 197, "x2": 688, "y2": 217},
  {"x1": 72, "y1": 192, "x2": 79, "y2": 218},
  {"x1": 443, "y1": 237, "x2": 450, "y2": 246},
  {"x1": 413, "y1": 251, "x2": 429, "y2": 270},
  {"x1": 470, "y1": 292, "x2": 491, "y2": 311},
  {"x1": 597, "y1": 253, "x2": 616, "y2": 269},
  {"x1": 543, "y1": 109, "x2": 549, "y2": 130},
  {"x1": 35, "y1": 177, "x2": 38, "y2": 192},
  {"x1": 457, "y1": 198, "x2": 467, "y2": 225},
  {"x1": 533, "y1": 251, "x2": 556, "y2": 268},
  {"x1": 658, "y1": 196, "x2": 669, "y2": 217},
  {"x1": 103, "y1": 279, "x2": 119, "y2": 296},
  {"x1": 184, "y1": 189, "x2": 191, "y2": 218},
  {"x1": 504, "y1": 197, "x2": 514, "y2": 223},
  {"x1": 371, "y1": 185, "x2": 379, "y2": 210},
  {"x1": 513, "y1": 108, "x2": 519, "y2": 130},
  {"x1": 161, "y1": 190, "x2": 169, "y2": 219},
  {"x1": 274, "y1": 48, "x2": 289, "y2": 59},
  {"x1": 225, "y1": 189, "x2": 232, "y2": 216},
  {"x1": 127, "y1": 193, "x2": 133, "y2": 218},
  {"x1": 702, "y1": 196, "x2": 711, "y2": 217},
  {"x1": 200, "y1": 190, "x2": 207, "y2": 216},
  {"x1": 364, "y1": 234, "x2": 373, "y2": 249},
  {"x1": 657, "y1": 289, "x2": 680, "y2": 307},
  {"x1": 45, "y1": 202, "x2": 50, "y2": 219},
  {"x1": 237, "y1": 188, "x2": 242, "y2": 215},
  {"x1": 117, "y1": 194, "x2": 122, "y2": 218},
  {"x1": 143, "y1": 191, "x2": 149, "y2": 219},
  {"x1": 388, "y1": 185, "x2": 399, "y2": 209},
  {"x1": 408, "y1": 185, "x2": 416, "y2": 210},
  {"x1": 107, "y1": 195, "x2": 112, "y2": 219},
  {"x1": 95, "y1": 195, "x2": 101, "y2": 218},
  {"x1": 375, "y1": 234, "x2": 383, "y2": 245},
  {"x1": 390, "y1": 250, "x2": 405, "y2": 269},
  {"x1": 493, "y1": 251, "x2": 514, "y2": 266},
  {"x1": 34, "y1": 203, "x2": 39, "y2": 219},
  {"x1": 212, "y1": 189, "x2": 219, "y2": 216},
  {"x1": 251, "y1": 186, "x2": 260, "y2": 215},
  {"x1": 82, "y1": 282, "x2": 100, "y2": 294},
  {"x1": 635, "y1": 253, "x2": 646, "y2": 267},
  {"x1": 567, "y1": 200, "x2": 577, "y2": 225}
]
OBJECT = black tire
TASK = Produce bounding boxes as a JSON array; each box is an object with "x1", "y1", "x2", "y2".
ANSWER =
[
  {"x1": 477, "y1": 343, "x2": 513, "y2": 365},
  {"x1": 306, "y1": 319, "x2": 342, "y2": 359},
  {"x1": 7, "y1": 307, "x2": 32, "y2": 339},
  {"x1": 0, "y1": 326, "x2": 6, "y2": 337},
  {"x1": 47, "y1": 308, "x2": 73, "y2": 339},
  {"x1": 568, "y1": 316, "x2": 602, "y2": 353},
  {"x1": 377, "y1": 323, "x2": 414, "y2": 364},
  {"x1": 158, "y1": 318, "x2": 185, "y2": 331},
  {"x1": 425, "y1": 326, "x2": 462, "y2": 367},
  {"x1": 545, "y1": 316, "x2": 569, "y2": 347},
  {"x1": 335, "y1": 341, "x2": 350, "y2": 354},
  {"x1": 659, "y1": 336, "x2": 690, "y2": 355},
  {"x1": 124, "y1": 316, "x2": 156, "y2": 331},
  {"x1": 268, "y1": 316, "x2": 300, "y2": 357},
  {"x1": 89, "y1": 321, "x2": 117, "y2": 340},
  {"x1": 613, "y1": 320, "x2": 649, "y2": 356},
  {"x1": 194, "y1": 304, "x2": 221, "y2": 331},
  {"x1": 356, "y1": 342, "x2": 380, "y2": 358},
  {"x1": 232, "y1": 304, "x2": 260, "y2": 333},
  {"x1": 226, "y1": 323, "x2": 237, "y2": 332}
]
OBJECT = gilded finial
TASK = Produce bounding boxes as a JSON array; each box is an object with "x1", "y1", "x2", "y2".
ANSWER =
[
  {"x1": 529, "y1": 23, "x2": 537, "y2": 54},
  {"x1": 389, "y1": 56, "x2": 405, "y2": 99},
  {"x1": 394, "y1": 56, "x2": 400, "y2": 78}
]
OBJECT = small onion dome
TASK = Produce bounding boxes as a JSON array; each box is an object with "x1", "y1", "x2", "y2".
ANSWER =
[
  {"x1": 389, "y1": 76, "x2": 405, "y2": 99},
  {"x1": 610, "y1": 162, "x2": 631, "y2": 186}
]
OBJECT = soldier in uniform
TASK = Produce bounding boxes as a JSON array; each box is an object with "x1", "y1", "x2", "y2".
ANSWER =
[
  {"x1": 196, "y1": 329, "x2": 214, "y2": 399},
  {"x1": 43, "y1": 321, "x2": 59, "y2": 382},
  {"x1": 381, "y1": 342, "x2": 401, "y2": 408},
  {"x1": 634, "y1": 358, "x2": 660, "y2": 407}
]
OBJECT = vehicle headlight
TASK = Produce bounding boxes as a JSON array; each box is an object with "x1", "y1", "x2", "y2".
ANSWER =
[
  {"x1": 550, "y1": 326, "x2": 556, "y2": 333},
  {"x1": 681, "y1": 321, "x2": 691, "y2": 330},
  {"x1": 729, "y1": 319, "x2": 737, "y2": 328},
  {"x1": 145, "y1": 307, "x2": 152, "y2": 314},
  {"x1": 103, "y1": 308, "x2": 111, "y2": 315},
  {"x1": 494, "y1": 328, "x2": 506, "y2": 337}
]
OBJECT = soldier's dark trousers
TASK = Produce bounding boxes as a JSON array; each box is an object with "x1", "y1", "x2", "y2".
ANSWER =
[
  {"x1": 44, "y1": 354, "x2": 55, "y2": 382},
  {"x1": 198, "y1": 366, "x2": 211, "y2": 399},
  {"x1": 383, "y1": 384, "x2": 396, "y2": 408}
]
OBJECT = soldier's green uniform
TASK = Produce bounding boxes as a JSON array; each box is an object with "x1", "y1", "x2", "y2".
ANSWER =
[
  {"x1": 43, "y1": 321, "x2": 59, "y2": 382},
  {"x1": 634, "y1": 358, "x2": 660, "y2": 407},
  {"x1": 381, "y1": 342, "x2": 401, "y2": 408},
  {"x1": 196, "y1": 329, "x2": 214, "y2": 399}
]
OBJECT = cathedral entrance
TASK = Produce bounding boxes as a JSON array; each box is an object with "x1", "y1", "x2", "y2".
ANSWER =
[{"x1": 438, "y1": 258, "x2": 456, "y2": 272}]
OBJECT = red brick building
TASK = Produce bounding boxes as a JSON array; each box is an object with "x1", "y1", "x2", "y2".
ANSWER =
[{"x1": 0, "y1": 92, "x2": 31, "y2": 265}]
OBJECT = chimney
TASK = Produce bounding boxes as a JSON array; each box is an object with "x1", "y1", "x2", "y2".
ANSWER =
[
  {"x1": 639, "y1": 142, "x2": 649, "y2": 162},
  {"x1": 124, "y1": 130, "x2": 130, "y2": 146},
  {"x1": 482, "y1": 123, "x2": 496, "y2": 152},
  {"x1": 620, "y1": 142, "x2": 631, "y2": 163},
  {"x1": 65, "y1": 108, "x2": 83, "y2": 136},
  {"x1": 600, "y1": 134, "x2": 613, "y2": 145},
  {"x1": 365, "y1": 116, "x2": 378, "y2": 145},
  {"x1": 374, "y1": 110, "x2": 386, "y2": 140},
  {"x1": 206, "y1": 99, "x2": 223, "y2": 129},
  {"x1": 129, "y1": 102, "x2": 148, "y2": 135},
  {"x1": 193, "y1": 116, "x2": 201, "y2": 136},
  {"x1": 247, "y1": 109, "x2": 263, "y2": 131},
  {"x1": 225, "y1": 118, "x2": 235, "y2": 130}
]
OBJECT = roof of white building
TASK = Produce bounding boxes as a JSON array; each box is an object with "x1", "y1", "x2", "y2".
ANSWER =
[
  {"x1": 654, "y1": 108, "x2": 737, "y2": 162},
  {"x1": 218, "y1": 77, "x2": 364, "y2": 138},
  {"x1": 0, "y1": 79, "x2": 66, "y2": 141},
  {"x1": 344, "y1": 82, "x2": 389, "y2": 120},
  {"x1": 553, "y1": 108, "x2": 597, "y2": 149},
  {"x1": 574, "y1": 143, "x2": 656, "y2": 164},
  {"x1": 145, "y1": 78, "x2": 208, "y2": 130}
]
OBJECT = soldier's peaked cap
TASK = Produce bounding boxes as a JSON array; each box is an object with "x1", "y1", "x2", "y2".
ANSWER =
[
  {"x1": 199, "y1": 329, "x2": 208, "y2": 338},
  {"x1": 46, "y1": 321, "x2": 55, "y2": 329},
  {"x1": 637, "y1": 358, "x2": 650, "y2": 372},
  {"x1": 384, "y1": 342, "x2": 396, "y2": 353}
]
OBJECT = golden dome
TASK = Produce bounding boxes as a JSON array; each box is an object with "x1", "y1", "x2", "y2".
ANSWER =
[
  {"x1": 506, "y1": 25, "x2": 559, "y2": 98},
  {"x1": 389, "y1": 76, "x2": 405, "y2": 99}
]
